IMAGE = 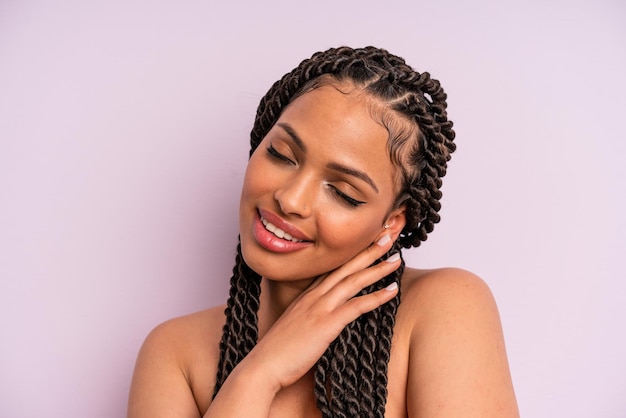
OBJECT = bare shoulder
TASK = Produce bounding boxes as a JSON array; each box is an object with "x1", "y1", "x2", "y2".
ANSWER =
[
  {"x1": 395, "y1": 267, "x2": 499, "y2": 340},
  {"x1": 397, "y1": 267, "x2": 519, "y2": 417},
  {"x1": 399, "y1": 267, "x2": 497, "y2": 320},
  {"x1": 127, "y1": 306, "x2": 226, "y2": 418},
  {"x1": 402, "y1": 266, "x2": 492, "y2": 296},
  {"x1": 143, "y1": 305, "x2": 226, "y2": 354}
]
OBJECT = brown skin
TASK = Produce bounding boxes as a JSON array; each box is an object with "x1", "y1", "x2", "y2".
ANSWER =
[
  {"x1": 127, "y1": 268, "x2": 518, "y2": 417},
  {"x1": 239, "y1": 85, "x2": 404, "y2": 285},
  {"x1": 127, "y1": 86, "x2": 519, "y2": 417}
]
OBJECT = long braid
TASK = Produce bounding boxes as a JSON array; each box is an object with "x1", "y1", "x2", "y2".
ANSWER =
[
  {"x1": 314, "y1": 244, "x2": 403, "y2": 418},
  {"x1": 212, "y1": 242, "x2": 261, "y2": 397},
  {"x1": 214, "y1": 46, "x2": 455, "y2": 416}
]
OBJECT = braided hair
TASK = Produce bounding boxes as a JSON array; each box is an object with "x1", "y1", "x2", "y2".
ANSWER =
[{"x1": 213, "y1": 46, "x2": 456, "y2": 417}]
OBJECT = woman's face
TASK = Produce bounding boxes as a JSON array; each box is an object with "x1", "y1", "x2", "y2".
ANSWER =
[{"x1": 239, "y1": 85, "x2": 406, "y2": 282}]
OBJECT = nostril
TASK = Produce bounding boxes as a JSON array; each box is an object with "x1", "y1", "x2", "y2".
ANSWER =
[{"x1": 274, "y1": 183, "x2": 313, "y2": 218}]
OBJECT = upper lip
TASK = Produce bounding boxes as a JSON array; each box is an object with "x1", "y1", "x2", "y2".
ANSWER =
[{"x1": 258, "y1": 208, "x2": 313, "y2": 242}]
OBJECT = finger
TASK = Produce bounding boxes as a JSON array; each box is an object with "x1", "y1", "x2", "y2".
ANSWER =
[
  {"x1": 302, "y1": 272, "x2": 330, "y2": 294},
  {"x1": 324, "y1": 252, "x2": 401, "y2": 306},
  {"x1": 336, "y1": 280, "x2": 399, "y2": 322},
  {"x1": 316, "y1": 233, "x2": 395, "y2": 292}
]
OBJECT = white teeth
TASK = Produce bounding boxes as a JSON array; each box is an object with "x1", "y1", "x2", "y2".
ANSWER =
[
  {"x1": 264, "y1": 219, "x2": 276, "y2": 232},
  {"x1": 261, "y1": 217, "x2": 303, "y2": 242}
]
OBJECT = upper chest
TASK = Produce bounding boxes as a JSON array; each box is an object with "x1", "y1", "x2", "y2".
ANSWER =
[{"x1": 187, "y1": 277, "x2": 421, "y2": 417}]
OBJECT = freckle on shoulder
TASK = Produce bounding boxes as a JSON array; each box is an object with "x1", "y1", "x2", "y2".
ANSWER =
[{"x1": 399, "y1": 267, "x2": 497, "y2": 318}]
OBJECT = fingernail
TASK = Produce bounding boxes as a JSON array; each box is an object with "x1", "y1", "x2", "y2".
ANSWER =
[
  {"x1": 377, "y1": 234, "x2": 391, "y2": 246},
  {"x1": 385, "y1": 282, "x2": 398, "y2": 291},
  {"x1": 386, "y1": 253, "x2": 400, "y2": 263}
]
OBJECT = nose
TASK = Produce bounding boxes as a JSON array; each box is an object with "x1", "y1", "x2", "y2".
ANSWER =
[{"x1": 274, "y1": 172, "x2": 314, "y2": 218}]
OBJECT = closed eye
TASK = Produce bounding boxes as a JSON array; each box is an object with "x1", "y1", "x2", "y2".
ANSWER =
[
  {"x1": 266, "y1": 145, "x2": 296, "y2": 165},
  {"x1": 266, "y1": 143, "x2": 364, "y2": 208},
  {"x1": 327, "y1": 184, "x2": 365, "y2": 208}
]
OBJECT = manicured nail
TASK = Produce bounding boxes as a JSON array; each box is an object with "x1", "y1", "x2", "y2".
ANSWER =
[
  {"x1": 386, "y1": 253, "x2": 400, "y2": 263},
  {"x1": 385, "y1": 282, "x2": 398, "y2": 291},
  {"x1": 377, "y1": 234, "x2": 391, "y2": 246}
]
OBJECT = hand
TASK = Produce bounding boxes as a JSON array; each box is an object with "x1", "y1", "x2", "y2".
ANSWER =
[{"x1": 240, "y1": 233, "x2": 401, "y2": 393}]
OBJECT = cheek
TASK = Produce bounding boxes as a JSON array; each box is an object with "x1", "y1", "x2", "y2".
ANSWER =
[
  {"x1": 319, "y1": 213, "x2": 382, "y2": 253},
  {"x1": 314, "y1": 224, "x2": 381, "y2": 274},
  {"x1": 241, "y1": 155, "x2": 273, "y2": 199}
]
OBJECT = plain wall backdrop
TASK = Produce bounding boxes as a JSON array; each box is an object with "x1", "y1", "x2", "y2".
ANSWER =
[{"x1": 1, "y1": 0, "x2": 624, "y2": 416}]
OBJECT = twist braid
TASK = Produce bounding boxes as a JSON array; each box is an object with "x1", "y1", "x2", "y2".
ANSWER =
[
  {"x1": 214, "y1": 46, "x2": 455, "y2": 416},
  {"x1": 313, "y1": 243, "x2": 403, "y2": 418},
  {"x1": 343, "y1": 317, "x2": 363, "y2": 416},
  {"x1": 250, "y1": 46, "x2": 455, "y2": 249},
  {"x1": 212, "y1": 242, "x2": 261, "y2": 397},
  {"x1": 329, "y1": 331, "x2": 349, "y2": 417}
]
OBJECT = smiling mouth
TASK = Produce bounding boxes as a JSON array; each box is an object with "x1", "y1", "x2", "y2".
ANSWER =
[{"x1": 260, "y1": 217, "x2": 304, "y2": 242}]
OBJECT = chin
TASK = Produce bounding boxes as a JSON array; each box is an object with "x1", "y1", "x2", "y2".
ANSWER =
[{"x1": 239, "y1": 241, "x2": 329, "y2": 282}]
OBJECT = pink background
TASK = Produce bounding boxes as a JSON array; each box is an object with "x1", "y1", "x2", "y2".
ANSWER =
[{"x1": 1, "y1": 1, "x2": 624, "y2": 416}]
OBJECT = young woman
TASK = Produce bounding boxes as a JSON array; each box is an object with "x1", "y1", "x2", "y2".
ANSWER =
[{"x1": 127, "y1": 46, "x2": 519, "y2": 417}]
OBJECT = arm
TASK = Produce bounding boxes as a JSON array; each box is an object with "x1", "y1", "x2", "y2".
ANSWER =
[
  {"x1": 406, "y1": 269, "x2": 519, "y2": 418},
  {"x1": 127, "y1": 233, "x2": 400, "y2": 418},
  {"x1": 128, "y1": 319, "x2": 281, "y2": 418},
  {"x1": 127, "y1": 320, "x2": 204, "y2": 418},
  {"x1": 203, "y1": 234, "x2": 400, "y2": 417}
]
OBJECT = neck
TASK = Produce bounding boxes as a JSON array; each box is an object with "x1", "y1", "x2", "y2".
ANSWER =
[{"x1": 257, "y1": 277, "x2": 315, "y2": 338}]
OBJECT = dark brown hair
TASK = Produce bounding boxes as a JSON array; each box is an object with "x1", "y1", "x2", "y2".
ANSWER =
[{"x1": 213, "y1": 46, "x2": 456, "y2": 417}]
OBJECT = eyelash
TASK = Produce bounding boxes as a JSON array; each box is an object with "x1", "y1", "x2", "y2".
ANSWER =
[
  {"x1": 328, "y1": 185, "x2": 365, "y2": 207},
  {"x1": 266, "y1": 145, "x2": 365, "y2": 208},
  {"x1": 266, "y1": 145, "x2": 295, "y2": 165}
]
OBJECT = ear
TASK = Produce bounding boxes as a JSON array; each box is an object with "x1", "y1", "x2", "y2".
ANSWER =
[{"x1": 383, "y1": 206, "x2": 406, "y2": 242}]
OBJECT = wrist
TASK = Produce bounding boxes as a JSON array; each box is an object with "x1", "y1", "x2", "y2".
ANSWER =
[
  {"x1": 234, "y1": 349, "x2": 283, "y2": 396},
  {"x1": 206, "y1": 354, "x2": 279, "y2": 417}
]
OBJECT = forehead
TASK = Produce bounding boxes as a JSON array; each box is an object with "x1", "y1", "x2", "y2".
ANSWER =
[
  {"x1": 278, "y1": 85, "x2": 389, "y2": 150},
  {"x1": 273, "y1": 85, "x2": 399, "y2": 190}
]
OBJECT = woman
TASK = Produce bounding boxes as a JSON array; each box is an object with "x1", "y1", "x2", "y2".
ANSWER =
[{"x1": 127, "y1": 46, "x2": 519, "y2": 417}]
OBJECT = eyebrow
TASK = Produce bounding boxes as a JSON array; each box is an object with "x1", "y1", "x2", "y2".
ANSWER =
[
  {"x1": 277, "y1": 123, "x2": 307, "y2": 152},
  {"x1": 276, "y1": 122, "x2": 379, "y2": 194},
  {"x1": 327, "y1": 162, "x2": 379, "y2": 194}
]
